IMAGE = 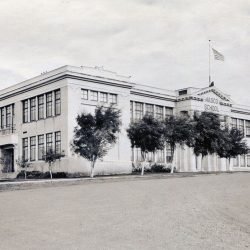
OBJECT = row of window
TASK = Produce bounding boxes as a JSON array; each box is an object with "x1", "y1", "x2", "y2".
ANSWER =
[
  {"x1": 22, "y1": 131, "x2": 61, "y2": 161},
  {"x1": 132, "y1": 146, "x2": 172, "y2": 163},
  {"x1": 0, "y1": 104, "x2": 15, "y2": 129},
  {"x1": 23, "y1": 89, "x2": 61, "y2": 123},
  {"x1": 81, "y1": 89, "x2": 118, "y2": 104},
  {"x1": 233, "y1": 154, "x2": 250, "y2": 167},
  {"x1": 231, "y1": 118, "x2": 250, "y2": 137},
  {"x1": 130, "y1": 101, "x2": 173, "y2": 121}
]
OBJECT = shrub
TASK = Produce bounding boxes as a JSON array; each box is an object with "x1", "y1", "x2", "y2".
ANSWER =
[{"x1": 16, "y1": 171, "x2": 67, "y2": 179}]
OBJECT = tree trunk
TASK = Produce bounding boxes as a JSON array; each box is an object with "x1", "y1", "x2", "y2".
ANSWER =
[
  {"x1": 200, "y1": 156, "x2": 203, "y2": 172},
  {"x1": 141, "y1": 152, "x2": 146, "y2": 176},
  {"x1": 170, "y1": 146, "x2": 175, "y2": 174},
  {"x1": 90, "y1": 156, "x2": 96, "y2": 178},
  {"x1": 24, "y1": 168, "x2": 27, "y2": 180},
  {"x1": 49, "y1": 163, "x2": 52, "y2": 179}
]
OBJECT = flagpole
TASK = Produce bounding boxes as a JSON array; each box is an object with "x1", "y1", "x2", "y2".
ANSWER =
[{"x1": 209, "y1": 40, "x2": 211, "y2": 85}]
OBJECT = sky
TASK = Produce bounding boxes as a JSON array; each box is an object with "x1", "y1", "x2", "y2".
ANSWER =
[{"x1": 0, "y1": 0, "x2": 249, "y2": 105}]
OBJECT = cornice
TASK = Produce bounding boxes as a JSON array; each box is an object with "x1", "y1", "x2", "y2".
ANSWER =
[{"x1": 130, "y1": 90, "x2": 176, "y2": 102}]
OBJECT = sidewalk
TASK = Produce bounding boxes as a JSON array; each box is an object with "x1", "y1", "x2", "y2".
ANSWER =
[{"x1": 0, "y1": 171, "x2": 244, "y2": 192}]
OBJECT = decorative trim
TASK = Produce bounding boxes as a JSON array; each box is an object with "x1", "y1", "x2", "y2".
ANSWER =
[
  {"x1": 197, "y1": 89, "x2": 230, "y2": 101},
  {"x1": 231, "y1": 109, "x2": 250, "y2": 115},
  {"x1": 131, "y1": 91, "x2": 176, "y2": 102}
]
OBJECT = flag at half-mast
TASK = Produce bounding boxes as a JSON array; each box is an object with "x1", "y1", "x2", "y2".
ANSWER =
[{"x1": 212, "y1": 48, "x2": 224, "y2": 61}]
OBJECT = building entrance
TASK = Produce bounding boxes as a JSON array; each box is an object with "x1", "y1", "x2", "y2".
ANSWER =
[{"x1": 0, "y1": 146, "x2": 14, "y2": 173}]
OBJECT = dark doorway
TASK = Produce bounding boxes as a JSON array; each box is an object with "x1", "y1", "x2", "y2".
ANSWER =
[{"x1": 1, "y1": 148, "x2": 14, "y2": 173}]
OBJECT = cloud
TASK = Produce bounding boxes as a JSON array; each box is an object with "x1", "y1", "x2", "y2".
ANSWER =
[{"x1": 0, "y1": 0, "x2": 249, "y2": 104}]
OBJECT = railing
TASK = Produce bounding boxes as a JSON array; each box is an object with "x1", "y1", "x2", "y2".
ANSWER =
[{"x1": 0, "y1": 126, "x2": 16, "y2": 136}]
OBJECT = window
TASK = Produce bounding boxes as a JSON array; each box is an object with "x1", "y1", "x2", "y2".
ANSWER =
[
  {"x1": 146, "y1": 152, "x2": 154, "y2": 162},
  {"x1": 247, "y1": 154, "x2": 250, "y2": 167},
  {"x1": 130, "y1": 102, "x2": 133, "y2": 121},
  {"x1": 109, "y1": 94, "x2": 117, "y2": 104},
  {"x1": 55, "y1": 131, "x2": 61, "y2": 154},
  {"x1": 6, "y1": 105, "x2": 11, "y2": 127},
  {"x1": 231, "y1": 118, "x2": 237, "y2": 129},
  {"x1": 46, "y1": 92, "x2": 53, "y2": 117},
  {"x1": 81, "y1": 89, "x2": 88, "y2": 100},
  {"x1": 100, "y1": 92, "x2": 108, "y2": 103},
  {"x1": 233, "y1": 156, "x2": 239, "y2": 167},
  {"x1": 55, "y1": 90, "x2": 61, "y2": 116},
  {"x1": 30, "y1": 136, "x2": 36, "y2": 161},
  {"x1": 90, "y1": 91, "x2": 98, "y2": 101},
  {"x1": 38, "y1": 135, "x2": 44, "y2": 160},
  {"x1": 246, "y1": 121, "x2": 250, "y2": 137},
  {"x1": 166, "y1": 145, "x2": 172, "y2": 163},
  {"x1": 22, "y1": 138, "x2": 28, "y2": 161},
  {"x1": 156, "y1": 150, "x2": 164, "y2": 163},
  {"x1": 165, "y1": 107, "x2": 173, "y2": 118},
  {"x1": 238, "y1": 119, "x2": 244, "y2": 136},
  {"x1": 1, "y1": 108, "x2": 5, "y2": 128},
  {"x1": 30, "y1": 97, "x2": 36, "y2": 121},
  {"x1": 46, "y1": 133, "x2": 53, "y2": 153},
  {"x1": 135, "y1": 102, "x2": 143, "y2": 120},
  {"x1": 38, "y1": 95, "x2": 44, "y2": 119},
  {"x1": 145, "y1": 104, "x2": 154, "y2": 117},
  {"x1": 240, "y1": 155, "x2": 245, "y2": 167},
  {"x1": 23, "y1": 100, "x2": 29, "y2": 123},
  {"x1": 155, "y1": 106, "x2": 163, "y2": 120}
]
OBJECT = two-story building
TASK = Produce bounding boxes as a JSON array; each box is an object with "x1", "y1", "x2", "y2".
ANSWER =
[{"x1": 0, "y1": 65, "x2": 249, "y2": 176}]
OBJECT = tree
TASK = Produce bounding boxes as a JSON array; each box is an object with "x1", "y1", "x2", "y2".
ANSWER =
[
  {"x1": 127, "y1": 115, "x2": 165, "y2": 175},
  {"x1": 16, "y1": 157, "x2": 31, "y2": 179},
  {"x1": 217, "y1": 127, "x2": 248, "y2": 170},
  {"x1": 163, "y1": 115, "x2": 194, "y2": 173},
  {"x1": 191, "y1": 112, "x2": 222, "y2": 171},
  {"x1": 72, "y1": 105, "x2": 121, "y2": 178},
  {"x1": 43, "y1": 148, "x2": 65, "y2": 179}
]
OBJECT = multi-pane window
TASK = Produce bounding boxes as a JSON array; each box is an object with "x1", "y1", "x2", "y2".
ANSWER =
[
  {"x1": 1, "y1": 108, "x2": 5, "y2": 128},
  {"x1": 166, "y1": 145, "x2": 172, "y2": 163},
  {"x1": 146, "y1": 152, "x2": 154, "y2": 162},
  {"x1": 165, "y1": 107, "x2": 173, "y2": 118},
  {"x1": 135, "y1": 102, "x2": 143, "y2": 120},
  {"x1": 238, "y1": 119, "x2": 244, "y2": 135},
  {"x1": 109, "y1": 94, "x2": 117, "y2": 104},
  {"x1": 22, "y1": 138, "x2": 28, "y2": 161},
  {"x1": 46, "y1": 133, "x2": 53, "y2": 153},
  {"x1": 81, "y1": 89, "x2": 88, "y2": 100},
  {"x1": 6, "y1": 105, "x2": 11, "y2": 127},
  {"x1": 55, "y1": 90, "x2": 61, "y2": 116},
  {"x1": 38, "y1": 135, "x2": 44, "y2": 160},
  {"x1": 130, "y1": 102, "x2": 133, "y2": 121},
  {"x1": 156, "y1": 150, "x2": 164, "y2": 163},
  {"x1": 155, "y1": 106, "x2": 163, "y2": 120},
  {"x1": 231, "y1": 118, "x2": 237, "y2": 129},
  {"x1": 233, "y1": 156, "x2": 239, "y2": 167},
  {"x1": 100, "y1": 92, "x2": 108, "y2": 103},
  {"x1": 38, "y1": 95, "x2": 44, "y2": 119},
  {"x1": 23, "y1": 100, "x2": 29, "y2": 123},
  {"x1": 145, "y1": 104, "x2": 154, "y2": 117},
  {"x1": 246, "y1": 121, "x2": 250, "y2": 137},
  {"x1": 247, "y1": 154, "x2": 250, "y2": 167},
  {"x1": 240, "y1": 154, "x2": 245, "y2": 167},
  {"x1": 90, "y1": 91, "x2": 98, "y2": 101},
  {"x1": 55, "y1": 131, "x2": 61, "y2": 154},
  {"x1": 30, "y1": 136, "x2": 36, "y2": 161},
  {"x1": 46, "y1": 92, "x2": 53, "y2": 117},
  {"x1": 30, "y1": 98, "x2": 36, "y2": 121}
]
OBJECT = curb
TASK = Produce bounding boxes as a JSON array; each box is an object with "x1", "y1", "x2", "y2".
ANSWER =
[{"x1": 0, "y1": 171, "x2": 247, "y2": 192}]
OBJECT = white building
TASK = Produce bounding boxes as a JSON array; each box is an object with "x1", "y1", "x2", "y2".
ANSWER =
[{"x1": 0, "y1": 65, "x2": 250, "y2": 177}]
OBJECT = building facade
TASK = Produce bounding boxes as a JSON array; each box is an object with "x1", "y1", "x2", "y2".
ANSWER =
[{"x1": 0, "y1": 65, "x2": 250, "y2": 176}]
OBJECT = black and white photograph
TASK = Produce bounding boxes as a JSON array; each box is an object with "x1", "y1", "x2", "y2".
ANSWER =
[{"x1": 0, "y1": 0, "x2": 250, "y2": 249}]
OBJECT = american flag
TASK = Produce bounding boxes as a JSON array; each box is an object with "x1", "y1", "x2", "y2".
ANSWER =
[{"x1": 212, "y1": 48, "x2": 224, "y2": 61}]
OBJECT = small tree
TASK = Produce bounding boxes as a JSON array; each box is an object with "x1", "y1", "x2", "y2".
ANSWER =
[
  {"x1": 43, "y1": 148, "x2": 64, "y2": 179},
  {"x1": 217, "y1": 127, "x2": 248, "y2": 170},
  {"x1": 127, "y1": 115, "x2": 165, "y2": 175},
  {"x1": 163, "y1": 115, "x2": 194, "y2": 173},
  {"x1": 72, "y1": 105, "x2": 121, "y2": 178},
  {"x1": 16, "y1": 157, "x2": 31, "y2": 179},
  {"x1": 191, "y1": 112, "x2": 222, "y2": 171}
]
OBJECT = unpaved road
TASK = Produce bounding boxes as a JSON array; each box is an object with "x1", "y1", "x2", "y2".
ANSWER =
[{"x1": 0, "y1": 173, "x2": 249, "y2": 250}]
